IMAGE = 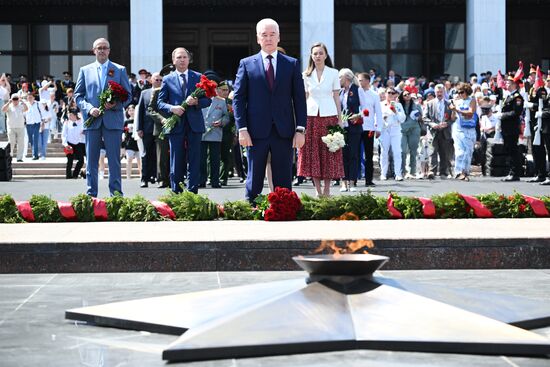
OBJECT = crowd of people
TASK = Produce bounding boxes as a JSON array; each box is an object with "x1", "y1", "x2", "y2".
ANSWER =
[{"x1": 1, "y1": 18, "x2": 549, "y2": 200}]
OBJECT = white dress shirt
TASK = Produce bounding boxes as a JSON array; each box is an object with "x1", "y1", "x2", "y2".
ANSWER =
[
  {"x1": 62, "y1": 119, "x2": 85, "y2": 145},
  {"x1": 359, "y1": 88, "x2": 383, "y2": 132},
  {"x1": 303, "y1": 66, "x2": 340, "y2": 117}
]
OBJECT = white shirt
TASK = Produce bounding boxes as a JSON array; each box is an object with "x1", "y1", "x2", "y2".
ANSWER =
[
  {"x1": 4, "y1": 103, "x2": 26, "y2": 129},
  {"x1": 25, "y1": 101, "x2": 44, "y2": 124},
  {"x1": 480, "y1": 115, "x2": 498, "y2": 130},
  {"x1": 303, "y1": 66, "x2": 340, "y2": 117},
  {"x1": 0, "y1": 85, "x2": 8, "y2": 102},
  {"x1": 359, "y1": 88, "x2": 383, "y2": 132},
  {"x1": 260, "y1": 50, "x2": 278, "y2": 77},
  {"x1": 381, "y1": 100, "x2": 406, "y2": 130},
  {"x1": 62, "y1": 118, "x2": 85, "y2": 145}
]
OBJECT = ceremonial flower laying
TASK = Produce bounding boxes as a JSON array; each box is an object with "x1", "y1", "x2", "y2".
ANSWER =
[
  {"x1": 160, "y1": 75, "x2": 218, "y2": 139},
  {"x1": 321, "y1": 125, "x2": 346, "y2": 152},
  {"x1": 84, "y1": 81, "x2": 129, "y2": 127}
]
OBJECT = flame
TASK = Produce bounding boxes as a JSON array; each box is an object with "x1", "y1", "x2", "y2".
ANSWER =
[{"x1": 313, "y1": 239, "x2": 375, "y2": 255}]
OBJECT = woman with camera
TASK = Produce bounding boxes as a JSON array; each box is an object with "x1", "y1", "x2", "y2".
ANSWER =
[{"x1": 399, "y1": 90, "x2": 423, "y2": 179}]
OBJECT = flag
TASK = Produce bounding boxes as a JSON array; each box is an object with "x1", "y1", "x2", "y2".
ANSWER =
[
  {"x1": 497, "y1": 70, "x2": 506, "y2": 89},
  {"x1": 513, "y1": 61, "x2": 524, "y2": 83},
  {"x1": 534, "y1": 65, "x2": 544, "y2": 90}
]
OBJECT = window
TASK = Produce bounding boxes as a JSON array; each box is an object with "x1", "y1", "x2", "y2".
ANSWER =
[
  {"x1": 33, "y1": 25, "x2": 68, "y2": 51},
  {"x1": 72, "y1": 25, "x2": 108, "y2": 51},
  {"x1": 0, "y1": 25, "x2": 27, "y2": 51},
  {"x1": 34, "y1": 55, "x2": 69, "y2": 79},
  {"x1": 0, "y1": 56, "x2": 28, "y2": 78},
  {"x1": 351, "y1": 22, "x2": 465, "y2": 80}
]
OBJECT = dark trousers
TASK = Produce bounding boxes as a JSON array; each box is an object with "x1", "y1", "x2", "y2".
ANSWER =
[
  {"x1": 533, "y1": 134, "x2": 550, "y2": 178},
  {"x1": 66, "y1": 142, "x2": 85, "y2": 178},
  {"x1": 430, "y1": 133, "x2": 452, "y2": 176},
  {"x1": 26, "y1": 123, "x2": 40, "y2": 158},
  {"x1": 219, "y1": 132, "x2": 234, "y2": 183},
  {"x1": 141, "y1": 133, "x2": 157, "y2": 183},
  {"x1": 503, "y1": 133, "x2": 522, "y2": 177},
  {"x1": 169, "y1": 128, "x2": 201, "y2": 194},
  {"x1": 361, "y1": 131, "x2": 375, "y2": 183},
  {"x1": 233, "y1": 142, "x2": 247, "y2": 179},
  {"x1": 343, "y1": 131, "x2": 362, "y2": 181},
  {"x1": 200, "y1": 141, "x2": 221, "y2": 186},
  {"x1": 155, "y1": 135, "x2": 170, "y2": 185}
]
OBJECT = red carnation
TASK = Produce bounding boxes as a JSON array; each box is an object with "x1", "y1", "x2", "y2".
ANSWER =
[
  {"x1": 363, "y1": 108, "x2": 369, "y2": 117},
  {"x1": 519, "y1": 204, "x2": 526, "y2": 213},
  {"x1": 84, "y1": 81, "x2": 129, "y2": 127}
]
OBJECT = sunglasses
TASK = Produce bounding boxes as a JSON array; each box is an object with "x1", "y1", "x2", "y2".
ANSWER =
[
  {"x1": 388, "y1": 91, "x2": 397, "y2": 95},
  {"x1": 12, "y1": 98, "x2": 19, "y2": 101}
]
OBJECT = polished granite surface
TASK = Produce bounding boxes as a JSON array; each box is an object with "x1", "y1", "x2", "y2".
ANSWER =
[{"x1": 1, "y1": 270, "x2": 550, "y2": 366}]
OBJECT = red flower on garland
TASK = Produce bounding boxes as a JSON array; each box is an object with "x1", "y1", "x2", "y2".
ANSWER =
[
  {"x1": 363, "y1": 108, "x2": 370, "y2": 117},
  {"x1": 159, "y1": 75, "x2": 218, "y2": 139},
  {"x1": 519, "y1": 204, "x2": 526, "y2": 213},
  {"x1": 263, "y1": 187, "x2": 302, "y2": 221},
  {"x1": 84, "y1": 80, "x2": 129, "y2": 127}
]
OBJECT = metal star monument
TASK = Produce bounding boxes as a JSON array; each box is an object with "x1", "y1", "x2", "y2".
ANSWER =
[{"x1": 66, "y1": 254, "x2": 550, "y2": 362}]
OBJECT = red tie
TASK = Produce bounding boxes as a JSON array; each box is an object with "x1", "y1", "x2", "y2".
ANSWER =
[{"x1": 266, "y1": 55, "x2": 274, "y2": 91}]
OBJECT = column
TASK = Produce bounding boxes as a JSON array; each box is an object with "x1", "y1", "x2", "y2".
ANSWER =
[
  {"x1": 300, "y1": 0, "x2": 334, "y2": 71},
  {"x1": 466, "y1": 0, "x2": 506, "y2": 76},
  {"x1": 130, "y1": 0, "x2": 163, "y2": 74}
]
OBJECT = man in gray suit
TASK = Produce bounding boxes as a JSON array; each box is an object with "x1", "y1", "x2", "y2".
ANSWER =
[
  {"x1": 422, "y1": 84, "x2": 456, "y2": 179},
  {"x1": 135, "y1": 72, "x2": 163, "y2": 188}
]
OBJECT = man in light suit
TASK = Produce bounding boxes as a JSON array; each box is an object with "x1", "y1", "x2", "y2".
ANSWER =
[
  {"x1": 233, "y1": 18, "x2": 307, "y2": 203},
  {"x1": 157, "y1": 48, "x2": 211, "y2": 194},
  {"x1": 74, "y1": 38, "x2": 132, "y2": 197},
  {"x1": 422, "y1": 84, "x2": 456, "y2": 179}
]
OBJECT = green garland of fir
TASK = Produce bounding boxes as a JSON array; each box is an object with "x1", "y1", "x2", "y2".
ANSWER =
[{"x1": 0, "y1": 191, "x2": 549, "y2": 223}]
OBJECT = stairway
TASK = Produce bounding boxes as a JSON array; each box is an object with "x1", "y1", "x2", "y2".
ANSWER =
[{"x1": 0, "y1": 133, "x2": 140, "y2": 179}]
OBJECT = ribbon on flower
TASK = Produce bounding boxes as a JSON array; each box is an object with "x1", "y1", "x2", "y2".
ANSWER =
[
  {"x1": 57, "y1": 201, "x2": 77, "y2": 221},
  {"x1": 150, "y1": 200, "x2": 176, "y2": 220},
  {"x1": 15, "y1": 201, "x2": 35, "y2": 222},
  {"x1": 460, "y1": 195, "x2": 494, "y2": 218},
  {"x1": 92, "y1": 198, "x2": 108, "y2": 221},
  {"x1": 387, "y1": 194, "x2": 403, "y2": 219},
  {"x1": 522, "y1": 195, "x2": 550, "y2": 217},
  {"x1": 417, "y1": 197, "x2": 436, "y2": 218}
]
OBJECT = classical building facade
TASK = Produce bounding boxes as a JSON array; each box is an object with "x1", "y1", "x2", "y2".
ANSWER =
[{"x1": 1, "y1": 0, "x2": 549, "y2": 82}]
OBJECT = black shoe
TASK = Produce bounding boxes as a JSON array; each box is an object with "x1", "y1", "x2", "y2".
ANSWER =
[
  {"x1": 365, "y1": 181, "x2": 376, "y2": 186},
  {"x1": 221, "y1": 180, "x2": 228, "y2": 186},
  {"x1": 140, "y1": 182, "x2": 148, "y2": 188},
  {"x1": 32, "y1": 156, "x2": 39, "y2": 160},
  {"x1": 540, "y1": 178, "x2": 550, "y2": 186},
  {"x1": 239, "y1": 177, "x2": 245, "y2": 183},
  {"x1": 333, "y1": 179, "x2": 340, "y2": 186},
  {"x1": 149, "y1": 177, "x2": 156, "y2": 184},
  {"x1": 502, "y1": 175, "x2": 520, "y2": 182},
  {"x1": 16, "y1": 159, "x2": 23, "y2": 162},
  {"x1": 527, "y1": 176, "x2": 545, "y2": 183},
  {"x1": 157, "y1": 182, "x2": 169, "y2": 188},
  {"x1": 211, "y1": 184, "x2": 222, "y2": 188},
  {"x1": 198, "y1": 183, "x2": 206, "y2": 188}
]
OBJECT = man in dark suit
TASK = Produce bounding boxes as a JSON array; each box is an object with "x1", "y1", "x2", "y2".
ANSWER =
[
  {"x1": 74, "y1": 37, "x2": 132, "y2": 197},
  {"x1": 422, "y1": 84, "x2": 456, "y2": 179},
  {"x1": 233, "y1": 18, "x2": 307, "y2": 203},
  {"x1": 157, "y1": 47, "x2": 211, "y2": 193},
  {"x1": 136, "y1": 71, "x2": 163, "y2": 188},
  {"x1": 496, "y1": 76, "x2": 524, "y2": 181},
  {"x1": 384, "y1": 70, "x2": 401, "y2": 88}
]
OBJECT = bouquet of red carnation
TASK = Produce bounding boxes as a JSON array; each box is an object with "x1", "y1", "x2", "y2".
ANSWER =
[
  {"x1": 84, "y1": 81, "x2": 129, "y2": 127},
  {"x1": 263, "y1": 187, "x2": 302, "y2": 221},
  {"x1": 159, "y1": 75, "x2": 218, "y2": 139},
  {"x1": 63, "y1": 145, "x2": 74, "y2": 156}
]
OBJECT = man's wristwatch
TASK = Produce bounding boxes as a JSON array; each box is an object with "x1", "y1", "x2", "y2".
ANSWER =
[{"x1": 295, "y1": 127, "x2": 305, "y2": 134}]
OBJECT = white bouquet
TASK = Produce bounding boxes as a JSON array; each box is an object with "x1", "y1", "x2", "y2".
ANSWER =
[{"x1": 321, "y1": 125, "x2": 346, "y2": 152}]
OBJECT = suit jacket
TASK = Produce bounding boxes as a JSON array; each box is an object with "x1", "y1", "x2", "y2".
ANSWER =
[
  {"x1": 422, "y1": 98, "x2": 455, "y2": 140},
  {"x1": 74, "y1": 60, "x2": 132, "y2": 130},
  {"x1": 157, "y1": 69, "x2": 211, "y2": 134},
  {"x1": 233, "y1": 51, "x2": 306, "y2": 140},
  {"x1": 136, "y1": 88, "x2": 155, "y2": 135},
  {"x1": 341, "y1": 84, "x2": 362, "y2": 134},
  {"x1": 500, "y1": 90, "x2": 524, "y2": 136}
]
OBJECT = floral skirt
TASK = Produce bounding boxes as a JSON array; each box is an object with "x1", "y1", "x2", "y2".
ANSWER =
[{"x1": 297, "y1": 115, "x2": 344, "y2": 179}]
